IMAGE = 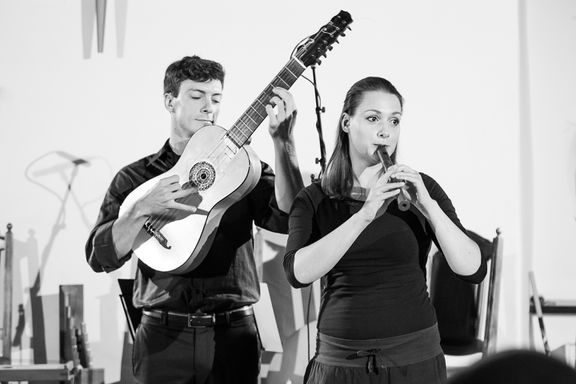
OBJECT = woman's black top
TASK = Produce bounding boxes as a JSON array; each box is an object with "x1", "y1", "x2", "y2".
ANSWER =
[{"x1": 283, "y1": 174, "x2": 486, "y2": 340}]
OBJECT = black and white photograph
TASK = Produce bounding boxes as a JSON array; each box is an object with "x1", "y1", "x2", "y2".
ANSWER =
[{"x1": 0, "y1": 1, "x2": 575, "y2": 383}]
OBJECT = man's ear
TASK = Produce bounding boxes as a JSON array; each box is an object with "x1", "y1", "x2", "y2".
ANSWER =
[
  {"x1": 164, "y1": 93, "x2": 175, "y2": 112},
  {"x1": 341, "y1": 113, "x2": 350, "y2": 133}
]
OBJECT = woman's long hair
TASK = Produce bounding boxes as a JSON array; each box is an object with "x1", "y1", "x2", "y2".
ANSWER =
[{"x1": 321, "y1": 77, "x2": 404, "y2": 199}]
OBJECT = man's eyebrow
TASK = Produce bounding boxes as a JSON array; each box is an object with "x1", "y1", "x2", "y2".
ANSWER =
[{"x1": 186, "y1": 88, "x2": 222, "y2": 97}]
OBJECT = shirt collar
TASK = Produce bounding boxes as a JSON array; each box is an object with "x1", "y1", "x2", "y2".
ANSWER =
[{"x1": 146, "y1": 139, "x2": 180, "y2": 171}]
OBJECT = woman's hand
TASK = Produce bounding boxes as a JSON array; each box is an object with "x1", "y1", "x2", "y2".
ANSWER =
[
  {"x1": 390, "y1": 165, "x2": 434, "y2": 216},
  {"x1": 357, "y1": 168, "x2": 404, "y2": 222}
]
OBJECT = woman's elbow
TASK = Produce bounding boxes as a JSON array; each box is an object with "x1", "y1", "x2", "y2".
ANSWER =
[
  {"x1": 283, "y1": 250, "x2": 312, "y2": 288},
  {"x1": 459, "y1": 246, "x2": 487, "y2": 284}
]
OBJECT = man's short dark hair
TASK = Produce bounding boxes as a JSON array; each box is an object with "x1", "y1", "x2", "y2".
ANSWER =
[{"x1": 163, "y1": 55, "x2": 225, "y2": 96}]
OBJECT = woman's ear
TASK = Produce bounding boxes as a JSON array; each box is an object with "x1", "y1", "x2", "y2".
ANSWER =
[{"x1": 341, "y1": 113, "x2": 350, "y2": 133}]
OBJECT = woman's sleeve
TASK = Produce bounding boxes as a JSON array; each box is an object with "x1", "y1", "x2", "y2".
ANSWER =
[
  {"x1": 283, "y1": 187, "x2": 319, "y2": 288},
  {"x1": 424, "y1": 174, "x2": 487, "y2": 284}
]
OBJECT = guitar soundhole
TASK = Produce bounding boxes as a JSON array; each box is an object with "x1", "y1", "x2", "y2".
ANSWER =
[{"x1": 189, "y1": 161, "x2": 216, "y2": 191}]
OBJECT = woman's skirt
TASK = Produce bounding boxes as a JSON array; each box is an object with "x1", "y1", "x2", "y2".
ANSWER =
[{"x1": 305, "y1": 323, "x2": 447, "y2": 384}]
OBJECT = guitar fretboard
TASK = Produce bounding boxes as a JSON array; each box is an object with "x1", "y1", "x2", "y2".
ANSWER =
[{"x1": 226, "y1": 58, "x2": 305, "y2": 148}]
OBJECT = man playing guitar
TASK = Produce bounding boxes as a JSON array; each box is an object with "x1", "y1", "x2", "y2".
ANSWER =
[{"x1": 85, "y1": 55, "x2": 303, "y2": 383}]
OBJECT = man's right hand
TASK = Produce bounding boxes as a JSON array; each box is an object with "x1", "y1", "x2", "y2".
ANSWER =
[
  {"x1": 134, "y1": 175, "x2": 199, "y2": 217},
  {"x1": 112, "y1": 175, "x2": 199, "y2": 259}
]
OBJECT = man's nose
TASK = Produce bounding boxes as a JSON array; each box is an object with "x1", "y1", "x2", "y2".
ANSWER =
[{"x1": 202, "y1": 99, "x2": 215, "y2": 113}]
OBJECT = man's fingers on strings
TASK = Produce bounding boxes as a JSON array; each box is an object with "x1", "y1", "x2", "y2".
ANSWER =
[
  {"x1": 269, "y1": 95, "x2": 287, "y2": 120},
  {"x1": 160, "y1": 175, "x2": 180, "y2": 185},
  {"x1": 169, "y1": 201, "x2": 198, "y2": 212},
  {"x1": 186, "y1": 186, "x2": 199, "y2": 194},
  {"x1": 265, "y1": 104, "x2": 278, "y2": 126},
  {"x1": 172, "y1": 188, "x2": 195, "y2": 199},
  {"x1": 273, "y1": 87, "x2": 295, "y2": 115}
]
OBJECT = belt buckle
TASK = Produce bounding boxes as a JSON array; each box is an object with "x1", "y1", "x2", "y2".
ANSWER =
[{"x1": 187, "y1": 313, "x2": 215, "y2": 328}]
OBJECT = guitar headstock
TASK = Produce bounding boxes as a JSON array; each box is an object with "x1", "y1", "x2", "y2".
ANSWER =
[{"x1": 295, "y1": 10, "x2": 353, "y2": 67}]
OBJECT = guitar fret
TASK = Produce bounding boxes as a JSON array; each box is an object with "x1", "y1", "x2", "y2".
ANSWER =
[
  {"x1": 236, "y1": 121, "x2": 251, "y2": 137},
  {"x1": 238, "y1": 122, "x2": 253, "y2": 138},
  {"x1": 253, "y1": 99, "x2": 267, "y2": 109},
  {"x1": 283, "y1": 65, "x2": 298, "y2": 80},
  {"x1": 228, "y1": 134, "x2": 242, "y2": 148},
  {"x1": 239, "y1": 126, "x2": 249, "y2": 139},
  {"x1": 249, "y1": 104, "x2": 264, "y2": 119},
  {"x1": 275, "y1": 76, "x2": 290, "y2": 87},
  {"x1": 227, "y1": 128, "x2": 243, "y2": 146},
  {"x1": 291, "y1": 56, "x2": 305, "y2": 69},
  {"x1": 244, "y1": 113, "x2": 257, "y2": 125}
]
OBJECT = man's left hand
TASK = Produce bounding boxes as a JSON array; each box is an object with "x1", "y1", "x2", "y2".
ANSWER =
[{"x1": 266, "y1": 87, "x2": 297, "y2": 141}]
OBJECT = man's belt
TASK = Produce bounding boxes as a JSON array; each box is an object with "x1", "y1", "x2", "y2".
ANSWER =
[{"x1": 142, "y1": 305, "x2": 253, "y2": 328}]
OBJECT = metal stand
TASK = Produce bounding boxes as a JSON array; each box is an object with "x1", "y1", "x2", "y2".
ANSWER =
[{"x1": 310, "y1": 65, "x2": 327, "y2": 182}]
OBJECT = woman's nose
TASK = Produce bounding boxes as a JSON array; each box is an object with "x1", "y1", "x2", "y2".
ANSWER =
[{"x1": 377, "y1": 131, "x2": 390, "y2": 139}]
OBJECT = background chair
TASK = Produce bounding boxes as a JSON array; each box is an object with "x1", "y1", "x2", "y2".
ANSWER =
[
  {"x1": 430, "y1": 228, "x2": 503, "y2": 375},
  {"x1": 448, "y1": 348, "x2": 576, "y2": 384}
]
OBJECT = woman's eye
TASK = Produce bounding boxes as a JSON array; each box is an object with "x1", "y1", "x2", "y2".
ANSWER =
[
  {"x1": 367, "y1": 115, "x2": 379, "y2": 122},
  {"x1": 390, "y1": 118, "x2": 400, "y2": 126}
]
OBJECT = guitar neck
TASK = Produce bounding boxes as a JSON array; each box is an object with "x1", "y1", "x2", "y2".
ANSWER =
[{"x1": 226, "y1": 58, "x2": 306, "y2": 148}]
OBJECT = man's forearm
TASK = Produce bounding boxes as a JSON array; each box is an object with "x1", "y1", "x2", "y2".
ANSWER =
[
  {"x1": 273, "y1": 138, "x2": 304, "y2": 213},
  {"x1": 111, "y1": 205, "x2": 148, "y2": 260}
]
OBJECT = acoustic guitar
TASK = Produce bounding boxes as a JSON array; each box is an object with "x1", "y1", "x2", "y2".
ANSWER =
[{"x1": 119, "y1": 11, "x2": 353, "y2": 274}]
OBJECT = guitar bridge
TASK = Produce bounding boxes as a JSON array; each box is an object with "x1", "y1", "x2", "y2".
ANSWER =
[{"x1": 143, "y1": 220, "x2": 171, "y2": 249}]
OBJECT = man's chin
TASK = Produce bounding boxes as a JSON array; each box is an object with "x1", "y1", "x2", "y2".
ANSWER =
[{"x1": 189, "y1": 123, "x2": 213, "y2": 134}]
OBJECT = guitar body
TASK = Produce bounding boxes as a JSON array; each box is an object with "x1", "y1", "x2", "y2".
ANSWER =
[{"x1": 119, "y1": 125, "x2": 261, "y2": 273}]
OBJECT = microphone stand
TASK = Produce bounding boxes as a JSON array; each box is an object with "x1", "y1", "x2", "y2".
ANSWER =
[
  {"x1": 310, "y1": 65, "x2": 327, "y2": 182},
  {"x1": 306, "y1": 65, "x2": 329, "y2": 363}
]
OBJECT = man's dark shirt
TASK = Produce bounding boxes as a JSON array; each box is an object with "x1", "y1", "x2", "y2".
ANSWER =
[{"x1": 85, "y1": 140, "x2": 288, "y2": 313}]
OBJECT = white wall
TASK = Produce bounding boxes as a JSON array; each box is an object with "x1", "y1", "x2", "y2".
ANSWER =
[
  {"x1": 0, "y1": 0, "x2": 530, "y2": 381},
  {"x1": 523, "y1": 0, "x2": 576, "y2": 352}
]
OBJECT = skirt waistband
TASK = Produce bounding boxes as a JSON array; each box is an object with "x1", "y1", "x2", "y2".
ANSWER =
[{"x1": 316, "y1": 323, "x2": 443, "y2": 371}]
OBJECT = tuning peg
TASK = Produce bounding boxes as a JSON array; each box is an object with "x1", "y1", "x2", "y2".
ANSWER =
[
  {"x1": 335, "y1": 39, "x2": 340, "y2": 44},
  {"x1": 347, "y1": 26, "x2": 352, "y2": 31},
  {"x1": 340, "y1": 33, "x2": 346, "y2": 37},
  {"x1": 322, "y1": 53, "x2": 327, "y2": 58},
  {"x1": 316, "y1": 59, "x2": 322, "y2": 65},
  {"x1": 328, "y1": 46, "x2": 333, "y2": 51}
]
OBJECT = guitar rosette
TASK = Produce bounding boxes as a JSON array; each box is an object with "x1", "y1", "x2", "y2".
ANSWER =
[{"x1": 189, "y1": 161, "x2": 216, "y2": 191}]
